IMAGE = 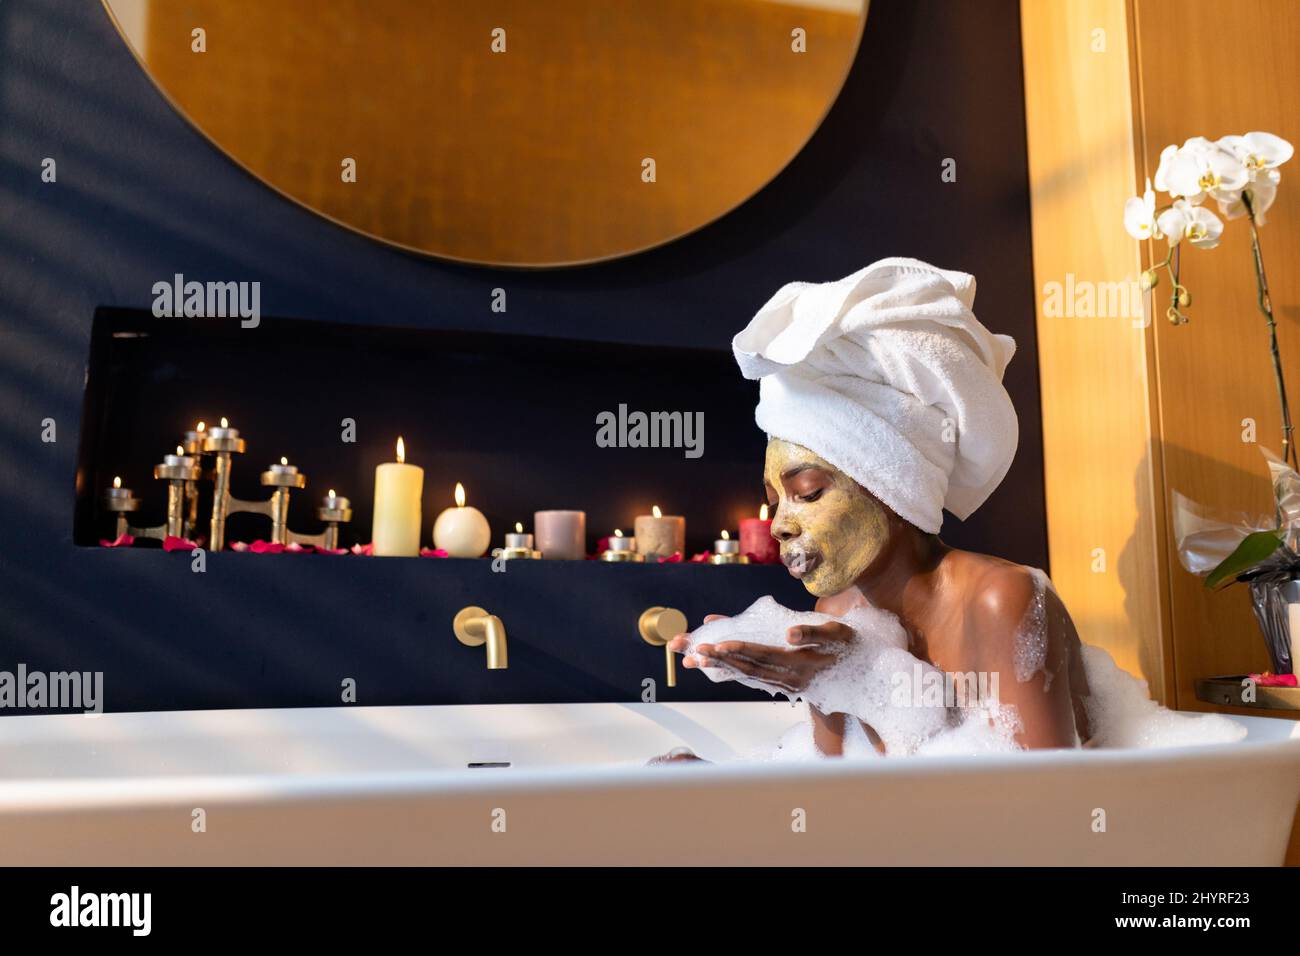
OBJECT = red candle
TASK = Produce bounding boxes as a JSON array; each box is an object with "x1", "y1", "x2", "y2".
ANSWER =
[{"x1": 739, "y1": 504, "x2": 779, "y2": 564}]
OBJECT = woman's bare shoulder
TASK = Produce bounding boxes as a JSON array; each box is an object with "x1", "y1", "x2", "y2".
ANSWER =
[{"x1": 939, "y1": 549, "x2": 1041, "y2": 618}]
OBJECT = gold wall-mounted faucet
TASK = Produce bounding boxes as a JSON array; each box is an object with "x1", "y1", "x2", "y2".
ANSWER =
[
  {"x1": 639, "y1": 606, "x2": 687, "y2": 688},
  {"x1": 453, "y1": 606, "x2": 509, "y2": 669}
]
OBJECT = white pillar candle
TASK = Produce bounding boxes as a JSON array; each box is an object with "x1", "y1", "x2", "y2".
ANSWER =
[
  {"x1": 1289, "y1": 603, "x2": 1300, "y2": 677},
  {"x1": 433, "y1": 482, "x2": 491, "y2": 557},
  {"x1": 372, "y1": 436, "x2": 424, "y2": 556}
]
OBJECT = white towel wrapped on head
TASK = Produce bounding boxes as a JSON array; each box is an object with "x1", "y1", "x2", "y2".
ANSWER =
[{"x1": 732, "y1": 257, "x2": 1018, "y2": 534}]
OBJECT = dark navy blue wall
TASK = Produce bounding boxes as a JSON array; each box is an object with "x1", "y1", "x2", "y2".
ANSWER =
[{"x1": 0, "y1": 0, "x2": 1047, "y2": 712}]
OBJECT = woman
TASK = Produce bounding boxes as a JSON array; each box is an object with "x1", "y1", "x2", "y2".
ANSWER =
[{"x1": 663, "y1": 258, "x2": 1090, "y2": 757}]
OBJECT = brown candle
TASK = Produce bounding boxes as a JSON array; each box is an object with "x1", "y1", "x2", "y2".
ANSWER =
[{"x1": 633, "y1": 505, "x2": 685, "y2": 559}]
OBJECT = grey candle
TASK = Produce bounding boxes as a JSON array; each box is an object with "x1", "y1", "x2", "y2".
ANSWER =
[{"x1": 534, "y1": 509, "x2": 586, "y2": 559}]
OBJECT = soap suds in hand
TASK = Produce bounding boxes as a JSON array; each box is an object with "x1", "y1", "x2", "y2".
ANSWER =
[
  {"x1": 687, "y1": 592, "x2": 1247, "y2": 761},
  {"x1": 686, "y1": 596, "x2": 1010, "y2": 755}
]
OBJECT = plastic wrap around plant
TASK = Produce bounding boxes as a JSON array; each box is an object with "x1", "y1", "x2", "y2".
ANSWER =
[{"x1": 1174, "y1": 447, "x2": 1300, "y2": 673}]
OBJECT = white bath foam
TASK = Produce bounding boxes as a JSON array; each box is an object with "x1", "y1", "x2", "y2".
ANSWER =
[
  {"x1": 1080, "y1": 643, "x2": 1247, "y2": 748},
  {"x1": 686, "y1": 597, "x2": 951, "y2": 753},
  {"x1": 685, "y1": 592, "x2": 1246, "y2": 763},
  {"x1": 1014, "y1": 568, "x2": 1050, "y2": 685}
]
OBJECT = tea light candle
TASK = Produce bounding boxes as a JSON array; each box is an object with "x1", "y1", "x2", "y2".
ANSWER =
[
  {"x1": 182, "y1": 421, "x2": 207, "y2": 454},
  {"x1": 634, "y1": 505, "x2": 685, "y2": 559},
  {"x1": 600, "y1": 528, "x2": 644, "y2": 562},
  {"x1": 208, "y1": 417, "x2": 239, "y2": 440},
  {"x1": 433, "y1": 482, "x2": 491, "y2": 557},
  {"x1": 322, "y1": 489, "x2": 350, "y2": 512},
  {"x1": 534, "y1": 509, "x2": 586, "y2": 559},
  {"x1": 163, "y1": 445, "x2": 195, "y2": 468},
  {"x1": 103, "y1": 476, "x2": 138, "y2": 510},
  {"x1": 607, "y1": 529, "x2": 636, "y2": 552},
  {"x1": 372, "y1": 436, "x2": 424, "y2": 556},
  {"x1": 711, "y1": 529, "x2": 749, "y2": 564},
  {"x1": 270, "y1": 456, "x2": 298, "y2": 475},
  {"x1": 739, "y1": 503, "x2": 779, "y2": 564},
  {"x1": 505, "y1": 522, "x2": 533, "y2": 550}
]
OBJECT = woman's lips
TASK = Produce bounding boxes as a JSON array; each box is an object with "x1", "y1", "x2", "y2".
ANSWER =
[{"x1": 782, "y1": 550, "x2": 820, "y2": 578}]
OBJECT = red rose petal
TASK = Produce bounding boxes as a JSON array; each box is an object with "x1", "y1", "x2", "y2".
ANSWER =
[
  {"x1": 99, "y1": 533, "x2": 135, "y2": 548},
  {"x1": 162, "y1": 535, "x2": 198, "y2": 552}
]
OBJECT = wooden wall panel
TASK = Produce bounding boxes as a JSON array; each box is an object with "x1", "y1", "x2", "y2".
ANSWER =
[
  {"x1": 1133, "y1": 0, "x2": 1300, "y2": 710},
  {"x1": 1020, "y1": 0, "x2": 1173, "y2": 701}
]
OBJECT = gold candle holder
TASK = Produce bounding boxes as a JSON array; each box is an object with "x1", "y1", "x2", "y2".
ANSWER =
[
  {"x1": 104, "y1": 421, "x2": 352, "y2": 552},
  {"x1": 709, "y1": 532, "x2": 749, "y2": 565},
  {"x1": 600, "y1": 530, "x2": 644, "y2": 562}
]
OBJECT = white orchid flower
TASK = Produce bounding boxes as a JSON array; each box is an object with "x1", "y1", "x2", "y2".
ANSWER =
[
  {"x1": 1217, "y1": 131, "x2": 1293, "y2": 182},
  {"x1": 1153, "y1": 143, "x2": 1180, "y2": 194},
  {"x1": 1159, "y1": 137, "x2": 1249, "y2": 204},
  {"x1": 1123, "y1": 178, "x2": 1161, "y2": 239},
  {"x1": 1217, "y1": 179, "x2": 1278, "y2": 224},
  {"x1": 1156, "y1": 199, "x2": 1224, "y2": 249}
]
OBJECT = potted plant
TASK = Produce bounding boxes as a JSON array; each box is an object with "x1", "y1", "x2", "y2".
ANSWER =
[{"x1": 1124, "y1": 131, "x2": 1297, "y2": 678}]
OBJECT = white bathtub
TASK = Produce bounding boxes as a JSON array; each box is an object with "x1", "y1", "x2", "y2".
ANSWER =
[{"x1": 2, "y1": 701, "x2": 1298, "y2": 865}]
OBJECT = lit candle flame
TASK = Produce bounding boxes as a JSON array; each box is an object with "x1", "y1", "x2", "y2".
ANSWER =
[
  {"x1": 220, "y1": 417, "x2": 228, "y2": 429},
  {"x1": 721, "y1": 529, "x2": 730, "y2": 540},
  {"x1": 455, "y1": 482, "x2": 466, "y2": 507},
  {"x1": 328, "y1": 488, "x2": 336, "y2": 498},
  {"x1": 652, "y1": 504, "x2": 662, "y2": 518},
  {"x1": 396, "y1": 436, "x2": 405, "y2": 464},
  {"x1": 515, "y1": 521, "x2": 523, "y2": 533},
  {"x1": 176, "y1": 445, "x2": 184, "y2": 456},
  {"x1": 280, "y1": 456, "x2": 288, "y2": 466},
  {"x1": 614, "y1": 528, "x2": 623, "y2": 537},
  {"x1": 759, "y1": 503, "x2": 769, "y2": 521},
  {"x1": 113, "y1": 476, "x2": 121, "y2": 489},
  {"x1": 196, "y1": 421, "x2": 206, "y2": 432}
]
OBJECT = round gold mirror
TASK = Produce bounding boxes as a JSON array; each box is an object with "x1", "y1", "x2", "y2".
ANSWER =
[{"x1": 103, "y1": 1, "x2": 867, "y2": 267}]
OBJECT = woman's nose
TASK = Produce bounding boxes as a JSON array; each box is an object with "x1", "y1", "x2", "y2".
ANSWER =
[{"x1": 771, "y1": 508, "x2": 799, "y2": 542}]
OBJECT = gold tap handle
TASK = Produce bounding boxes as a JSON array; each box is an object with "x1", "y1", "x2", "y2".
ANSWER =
[{"x1": 639, "y1": 607, "x2": 686, "y2": 690}]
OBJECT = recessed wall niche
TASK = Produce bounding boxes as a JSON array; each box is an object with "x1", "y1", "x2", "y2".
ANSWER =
[{"x1": 75, "y1": 308, "x2": 773, "y2": 555}]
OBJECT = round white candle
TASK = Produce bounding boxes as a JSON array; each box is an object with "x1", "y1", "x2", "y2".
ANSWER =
[
  {"x1": 433, "y1": 482, "x2": 491, "y2": 557},
  {"x1": 372, "y1": 436, "x2": 424, "y2": 556},
  {"x1": 270, "y1": 456, "x2": 298, "y2": 475}
]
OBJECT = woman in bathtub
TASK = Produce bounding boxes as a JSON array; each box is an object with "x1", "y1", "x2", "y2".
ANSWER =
[{"x1": 662, "y1": 259, "x2": 1091, "y2": 758}]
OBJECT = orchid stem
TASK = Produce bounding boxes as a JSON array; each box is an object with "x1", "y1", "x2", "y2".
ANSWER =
[{"x1": 1243, "y1": 190, "x2": 1297, "y2": 474}]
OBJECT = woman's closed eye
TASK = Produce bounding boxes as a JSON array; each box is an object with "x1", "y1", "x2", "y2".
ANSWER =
[{"x1": 795, "y1": 488, "x2": 824, "y2": 503}]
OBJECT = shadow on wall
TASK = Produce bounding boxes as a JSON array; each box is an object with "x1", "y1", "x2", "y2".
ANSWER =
[{"x1": 1115, "y1": 441, "x2": 1277, "y2": 705}]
